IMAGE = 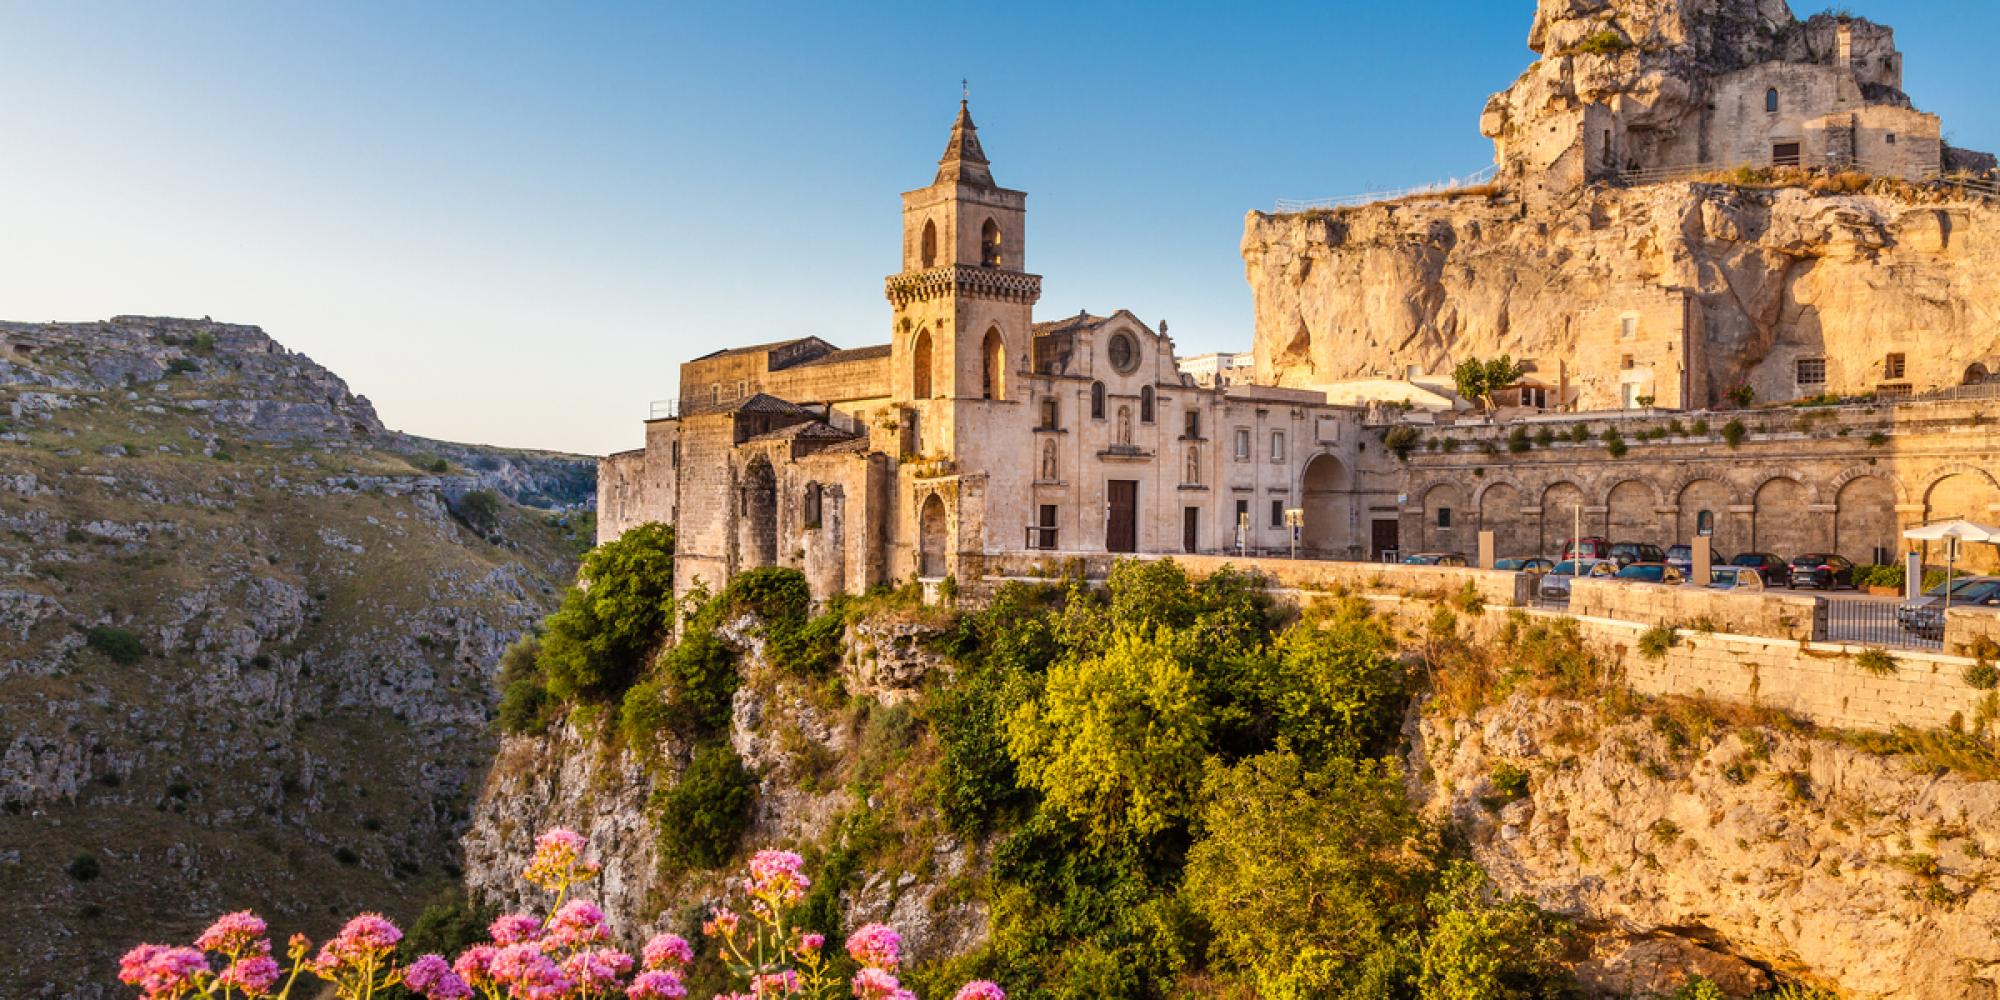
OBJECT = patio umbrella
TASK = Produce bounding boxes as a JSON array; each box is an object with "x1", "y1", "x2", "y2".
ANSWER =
[{"x1": 1902, "y1": 520, "x2": 2000, "y2": 609}]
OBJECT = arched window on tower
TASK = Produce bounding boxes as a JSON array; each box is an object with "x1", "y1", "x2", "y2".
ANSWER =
[
  {"x1": 1765, "y1": 88, "x2": 1779, "y2": 113},
  {"x1": 1140, "y1": 386, "x2": 1155, "y2": 423},
  {"x1": 982, "y1": 327, "x2": 1005, "y2": 400},
  {"x1": 1090, "y1": 381, "x2": 1106, "y2": 419},
  {"x1": 981, "y1": 218, "x2": 1003, "y2": 268},
  {"x1": 912, "y1": 329, "x2": 933, "y2": 399},
  {"x1": 920, "y1": 219, "x2": 938, "y2": 269}
]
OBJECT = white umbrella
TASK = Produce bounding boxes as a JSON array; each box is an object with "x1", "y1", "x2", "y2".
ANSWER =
[{"x1": 1902, "y1": 520, "x2": 2000, "y2": 609}]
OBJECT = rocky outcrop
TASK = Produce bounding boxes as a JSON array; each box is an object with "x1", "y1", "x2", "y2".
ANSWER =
[
  {"x1": 0, "y1": 316, "x2": 588, "y2": 998},
  {"x1": 1417, "y1": 693, "x2": 2000, "y2": 999},
  {"x1": 1245, "y1": 184, "x2": 2000, "y2": 405}
]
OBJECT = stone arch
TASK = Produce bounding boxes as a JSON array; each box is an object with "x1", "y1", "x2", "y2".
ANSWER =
[
  {"x1": 1140, "y1": 385, "x2": 1155, "y2": 423},
  {"x1": 1301, "y1": 454, "x2": 1350, "y2": 555},
  {"x1": 1422, "y1": 481, "x2": 1465, "y2": 553},
  {"x1": 1090, "y1": 381, "x2": 1106, "y2": 420},
  {"x1": 1604, "y1": 479, "x2": 1659, "y2": 544},
  {"x1": 1829, "y1": 465, "x2": 1910, "y2": 507},
  {"x1": 920, "y1": 219, "x2": 938, "y2": 269},
  {"x1": 1965, "y1": 363, "x2": 1990, "y2": 386},
  {"x1": 1751, "y1": 473, "x2": 1821, "y2": 507},
  {"x1": 918, "y1": 492, "x2": 948, "y2": 578},
  {"x1": 911, "y1": 328, "x2": 933, "y2": 400},
  {"x1": 1752, "y1": 475, "x2": 1815, "y2": 555},
  {"x1": 1835, "y1": 474, "x2": 1898, "y2": 565},
  {"x1": 1477, "y1": 481, "x2": 1530, "y2": 559},
  {"x1": 1540, "y1": 480, "x2": 1590, "y2": 556},
  {"x1": 1920, "y1": 463, "x2": 2000, "y2": 508},
  {"x1": 980, "y1": 218, "x2": 1002, "y2": 268},
  {"x1": 1470, "y1": 478, "x2": 1526, "y2": 510},
  {"x1": 981, "y1": 326, "x2": 1005, "y2": 400},
  {"x1": 741, "y1": 457, "x2": 778, "y2": 568},
  {"x1": 1922, "y1": 468, "x2": 2000, "y2": 571},
  {"x1": 1670, "y1": 471, "x2": 1742, "y2": 509},
  {"x1": 1677, "y1": 478, "x2": 1741, "y2": 556}
]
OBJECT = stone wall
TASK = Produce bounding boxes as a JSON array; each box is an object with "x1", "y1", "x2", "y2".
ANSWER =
[
  {"x1": 1569, "y1": 578, "x2": 1823, "y2": 639},
  {"x1": 1944, "y1": 607, "x2": 2000, "y2": 658}
]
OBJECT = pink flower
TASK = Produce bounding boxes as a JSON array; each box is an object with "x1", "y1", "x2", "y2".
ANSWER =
[
  {"x1": 453, "y1": 945, "x2": 499, "y2": 988},
  {"x1": 626, "y1": 969, "x2": 688, "y2": 1000},
  {"x1": 746, "y1": 850, "x2": 811, "y2": 906},
  {"x1": 952, "y1": 983, "x2": 1006, "y2": 1000},
  {"x1": 524, "y1": 827, "x2": 601, "y2": 891},
  {"x1": 489, "y1": 912, "x2": 544, "y2": 945},
  {"x1": 561, "y1": 948, "x2": 634, "y2": 991},
  {"x1": 117, "y1": 944, "x2": 210, "y2": 996},
  {"x1": 195, "y1": 911, "x2": 269, "y2": 955},
  {"x1": 217, "y1": 955, "x2": 282, "y2": 996},
  {"x1": 845, "y1": 923, "x2": 901, "y2": 971},
  {"x1": 752, "y1": 968, "x2": 800, "y2": 997},
  {"x1": 544, "y1": 899, "x2": 611, "y2": 950},
  {"x1": 404, "y1": 954, "x2": 473, "y2": 1000},
  {"x1": 701, "y1": 907, "x2": 740, "y2": 938},
  {"x1": 794, "y1": 933, "x2": 824, "y2": 959},
  {"x1": 641, "y1": 933, "x2": 693, "y2": 971},
  {"x1": 490, "y1": 943, "x2": 573, "y2": 1000},
  {"x1": 316, "y1": 912, "x2": 402, "y2": 970},
  {"x1": 850, "y1": 967, "x2": 904, "y2": 1000}
]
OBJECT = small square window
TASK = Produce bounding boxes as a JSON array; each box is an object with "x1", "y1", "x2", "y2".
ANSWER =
[
  {"x1": 1270, "y1": 499, "x2": 1285, "y2": 529},
  {"x1": 1437, "y1": 508, "x2": 1453, "y2": 529},
  {"x1": 1797, "y1": 357, "x2": 1827, "y2": 385},
  {"x1": 1234, "y1": 428, "x2": 1251, "y2": 459},
  {"x1": 1886, "y1": 133, "x2": 1897, "y2": 145},
  {"x1": 1620, "y1": 317, "x2": 1637, "y2": 340},
  {"x1": 1621, "y1": 354, "x2": 1635, "y2": 371},
  {"x1": 1885, "y1": 353, "x2": 1907, "y2": 380}
]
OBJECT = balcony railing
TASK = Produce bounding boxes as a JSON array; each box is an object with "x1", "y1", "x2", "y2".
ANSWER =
[{"x1": 649, "y1": 398, "x2": 681, "y2": 420}]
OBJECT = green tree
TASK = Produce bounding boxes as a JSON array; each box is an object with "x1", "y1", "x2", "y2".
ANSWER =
[
  {"x1": 539, "y1": 523, "x2": 676, "y2": 701},
  {"x1": 1184, "y1": 752, "x2": 1432, "y2": 996},
  {"x1": 1007, "y1": 630, "x2": 1214, "y2": 843},
  {"x1": 651, "y1": 742, "x2": 755, "y2": 870},
  {"x1": 1262, "y1": 608, "x2": 1406, "y2": 763},
  {"x1": 1417, "y1": 862, "x2": 1573, "y2": 1000},
  {"x1": 1452, "y1": 356, "x2": 1527, "y2": 412}
]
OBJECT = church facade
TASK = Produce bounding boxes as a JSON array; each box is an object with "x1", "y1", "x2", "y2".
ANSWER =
[{"x1": 597, "y1": 102, "x2": 1381, "y2": 598}]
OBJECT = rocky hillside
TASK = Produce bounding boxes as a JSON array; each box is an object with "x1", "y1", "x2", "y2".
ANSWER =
[
  {"x1": 0, "y1": 317, "x2": 590, "y2": 998},
  {"x1": 1245, "y1": 182, "x2": 2000, "y2": 405},
  {"x1": 1418, "y1": 691, "x2": 2000, "y2": 1000}
]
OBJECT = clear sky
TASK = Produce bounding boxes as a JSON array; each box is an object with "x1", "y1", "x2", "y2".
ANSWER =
[{"x1": 1, "y1": 1, "x2": 1992, "y2": 456}]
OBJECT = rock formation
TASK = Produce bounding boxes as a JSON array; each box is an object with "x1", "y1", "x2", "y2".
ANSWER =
[{"x1": 0, "y1": 317, "x2": 591, "y2": 997}]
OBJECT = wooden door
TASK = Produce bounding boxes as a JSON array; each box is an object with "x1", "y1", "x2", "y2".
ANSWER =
[
  {"x1": 1371, "y1": 519, "x2": 1399, "y2": 561},
  {"x1": 1107, "y1": 480, "x2": 1138, "y2": 553},
  {"x1": 1183, "y1": 507, "x2": 1199, "y2": 553}
]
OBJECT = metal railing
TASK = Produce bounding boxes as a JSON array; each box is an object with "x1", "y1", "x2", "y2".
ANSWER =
[
  {"x1": 649, "y1": 398, "x2": 681, "y2": 420},
  {"x1": 1823, "y1": 598, "x2": 1939, "y2": 651},
  {"x1": 1276, "y1": 165, "x2": 1500, "y2": 214}
]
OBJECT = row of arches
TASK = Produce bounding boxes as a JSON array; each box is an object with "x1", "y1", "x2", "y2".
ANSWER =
[
  {"x1": 1417, "y1": 467, "x2": 2000, "y2": 564},
  {"x1": 917, "y1": 218, "x2": 1004, "y2": 270},
  {"x1": 909, "y1": 327, "x2": 1009, "y2": 401}
]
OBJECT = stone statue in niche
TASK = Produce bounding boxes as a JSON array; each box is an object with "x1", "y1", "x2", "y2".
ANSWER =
[{"x1": 1117, "y1": 405, "x2": 1133, "y2": 446}]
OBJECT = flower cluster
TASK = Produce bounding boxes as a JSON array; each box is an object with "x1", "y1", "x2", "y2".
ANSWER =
[{"x1": 119, "y1": 828, "x2": 1001, "y2": 1000}]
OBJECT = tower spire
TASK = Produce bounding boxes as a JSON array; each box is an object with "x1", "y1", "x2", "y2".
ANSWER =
[{"x1": 935, "y1": 93, "x2": 994, "y2": 187}]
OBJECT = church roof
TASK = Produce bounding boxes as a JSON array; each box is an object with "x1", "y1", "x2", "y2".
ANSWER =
[
  {"x1": 793, "y1": 344, "x2": 891, "y2": 367},
  {"x1": 726, "y1": 392, "x2": 818, "y2": 416},
  {"x1": 1032, "y1": 312, "x2": 1110, "y2": 337},
  {"x1": 741, "y1": 420, "x2": 859, "y2": 444},
  {"x1": 936, "y1": 99, "x2": 995, "y2": 187}
]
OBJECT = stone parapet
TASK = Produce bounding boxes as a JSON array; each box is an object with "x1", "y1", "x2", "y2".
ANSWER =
[{"x1": 1568, "y1": 578, "x2": 1825, "y2": 640}]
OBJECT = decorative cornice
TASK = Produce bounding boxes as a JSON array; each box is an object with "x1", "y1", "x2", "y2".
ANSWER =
[{"x1": 885, "y1": 265, "x2": 1043, "y2": 308}]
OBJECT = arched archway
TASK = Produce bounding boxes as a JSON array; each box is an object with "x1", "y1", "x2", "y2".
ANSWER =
[
  {"x1": 1301, "y1": 454, "x2": 1350, "y2": 555},
  {"x1": 1477, "y1": 482, "x2": 1527, "y2": 558},
  {"x1": 981, "y1": 327, "x2": 1005, "y2": 400},
  {"x1": 1835, "y1": 474, "x2": 1897, "y2": 565},
  {"x1": 1677, "y1": 479, "x2": 1740, "y2": 556},
  {"x1": 911, "y1": 329, "x2": 933, "y2": 399},
  {"x1": 981, "y1": 218, "x2": 1002, "y2": 268},
  {"x1": 1604, "y1": 480, "x2": 1658, "y2": 544},
  {"x1": 742, "y1": 458, "x2": 778, "y2": 568},
  {"x1": 1753, "y1": 476, "x2": 1813, "y2": 555},
  {"x1": 1966, "y1": 363, "x2": 1991, "y2": 386},
  {"x1": 920, "y1": 219, "x2": 938, "y2": 269},
  {"x1": 918, "y1": 494, "x2": 948, "y2": 578},
  {"x1": 1422, "y1": 482, "x2": 1465, "y2": 553},
  {"x1": 1540, "y1": 482, "x2": 1588, "y2": 557}
]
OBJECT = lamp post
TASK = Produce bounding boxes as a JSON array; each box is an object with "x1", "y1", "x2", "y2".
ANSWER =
[{"x1": 1285, "y1": 508, "x2": 1305, "y2": 560}]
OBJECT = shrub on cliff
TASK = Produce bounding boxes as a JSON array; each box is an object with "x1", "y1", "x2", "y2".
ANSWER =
[
  {"x1": 539, "y1": 523, "x2": 676, "y2": 702},
  {"x1": 651, "y1": 742, "x2": 755, "y2": 870}
]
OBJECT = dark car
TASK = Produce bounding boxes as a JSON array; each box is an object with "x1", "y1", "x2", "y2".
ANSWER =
[
  {"x1": 1730, "y1": 552, "x2": 1790, "y2": 586},
  {"x1": 1615, "y1": 562, "x2": 1684, "y2": 585},
  {"x1": 1666, "y1": 544, "x2": 1731, "y2": 576},
  {"x1": 1403, "y1": 553, "x2": 1469, "y2": 566},
  {"x1": 1497, "y1": 557, "x2": 1556, "y2": 575},
  {"x1": 1608, "y1": 542, "x2": 1666, "y2": 568},
  {"x1": 1788, "y1": 553, "x2": 1856, "y2": 590},
  {"x1": 1897, "y1": 576, "x2": 2000, "y2": 639}
]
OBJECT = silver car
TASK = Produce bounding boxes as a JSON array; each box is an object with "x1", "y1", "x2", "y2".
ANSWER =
[
  {"x1": 1538, "y1": 559, "x2": 1619, "y2": 600},
  {"x1": 1898, "y1": 576, "x2": 2000, "y2": 639}
]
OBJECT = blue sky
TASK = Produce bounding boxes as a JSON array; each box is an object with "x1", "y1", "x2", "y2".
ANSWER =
[{"x1": 1, "y1": 1, "x2": 1992, "y2": 455}]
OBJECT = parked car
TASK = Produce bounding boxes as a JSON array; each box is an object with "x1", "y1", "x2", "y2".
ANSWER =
[
  {"x1": 1665, "y1": 544, "x2": 1731, "y2": 576},
  {"x1": 1616, "y1": 562, "x2": 1684, "y2": 585},
  {"x1": 1497, "y1": 557, "x2": 1556, "y2": 575},
  {"x1": 1559, "y1": 537, "x2": 1612, "y2": 561},
  {"x1": 1708, "y1": 566, "x2": 1765, "y2": 591},
  {"x1": 1730, "y1": 552, "x2": 1790, "y2": 586},
  {"x1": 1897, "y1": 576, "x2": 2000, "y2": 639},
  {"x1": 1787, "y1": 553, "x2": 1856, "y2": 590},
  {"x1": 1403, "y1": 553, "x2": 1468, "y2": 566},
  {"x1": 1608, "y1": 542, "x2": 1666, "y2": 568},
  {"x1": 1538, "y1": 559, "x2": 1619, "y2": 599}
]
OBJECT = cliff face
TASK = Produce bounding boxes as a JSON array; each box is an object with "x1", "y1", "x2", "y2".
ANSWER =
[
  {"x1": 1417, "y1": 692, "x2": 2000, "y2": 1000},
  {"x1": 1244, "y1": 184, "x2": 2000, "y2": 405},
  {"x1": 0, "y1": 317, "x2": 589, "y2": 998}
]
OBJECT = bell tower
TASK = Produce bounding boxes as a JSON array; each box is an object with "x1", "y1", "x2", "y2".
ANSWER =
[{"x1": 886, "y1": 99, "x2": 1041, "y2": 408}]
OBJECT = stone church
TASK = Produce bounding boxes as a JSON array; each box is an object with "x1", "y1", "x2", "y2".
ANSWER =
[{"x1": 599, "y1": 102, "x2": 1377, "y2": 597}]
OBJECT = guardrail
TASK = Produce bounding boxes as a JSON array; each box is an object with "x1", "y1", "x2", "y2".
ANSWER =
[
  {"x1": 1276, "y1": 165, "x2": 1499, "y2": 214},
  {"x1": 649, "y1": 398, "x2": 681, "y2": 420}
]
